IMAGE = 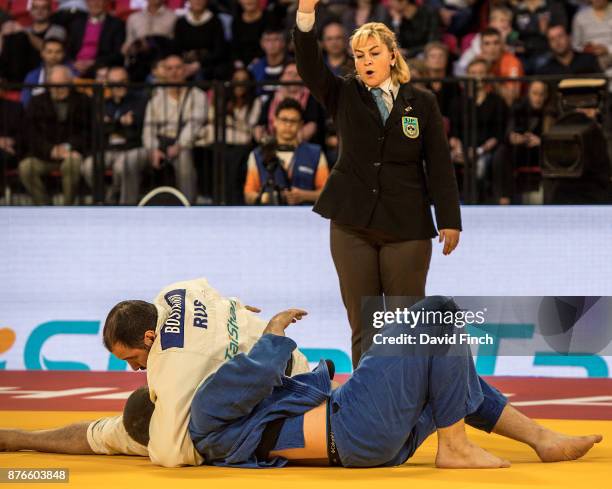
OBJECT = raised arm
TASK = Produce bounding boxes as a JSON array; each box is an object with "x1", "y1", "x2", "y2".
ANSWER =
[
  {"x1": 0, "y1": 423, "x2": 95, "y2": 455},
  {"x1": 293, "y1": 0, "x2": 342, "y2": 114}
]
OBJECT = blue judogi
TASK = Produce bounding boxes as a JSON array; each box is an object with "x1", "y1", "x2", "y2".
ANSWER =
[{"x1": 188, "y1": 296, "x2": 508, "y2": 468}]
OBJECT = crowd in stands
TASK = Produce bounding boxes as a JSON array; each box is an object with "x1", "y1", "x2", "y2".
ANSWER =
[{"x1": 0, "y1": 0, "x2": 610, "y2": 205}]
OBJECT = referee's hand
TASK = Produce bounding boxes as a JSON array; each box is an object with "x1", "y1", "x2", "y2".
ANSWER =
[
  {"x1": 298, "y1": 0, "x2": 320, "y2": 13},
  {"x1": 439, "y1": 229, "x2": 460, "y2": 255}
]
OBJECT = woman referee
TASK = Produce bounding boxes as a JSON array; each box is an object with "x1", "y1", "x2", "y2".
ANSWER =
[{"x1": 294, "y1": 0, "x2": 462, "y2": 368}]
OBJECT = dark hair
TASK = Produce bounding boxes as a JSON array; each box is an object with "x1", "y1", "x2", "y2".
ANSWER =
[
  {"x1": 321, "y1": 19, "x2": 345, "y2": 39},
  {"x1": 42, "y1": 38, "x2": 65, "y2": 50},
  {"x1": 229, "y1": 67, "x2": 256, "y2": 111},
  {"x1": 481, "y1": 27, "x2": 502, "y2": 40},
  {"x1": 123, "y1": 387, "x2": 154, "y2": 446},
  {"x1": 102, "y1": 300, "x2": 157, "y2": 350},
  {"x1": 274, "y1": 97, "x2": 304, "y2": 119}
]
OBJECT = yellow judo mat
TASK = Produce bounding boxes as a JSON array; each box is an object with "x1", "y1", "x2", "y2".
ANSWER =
[{"x1": 0, "y1": 411, "x2": 609, "y2": 488}]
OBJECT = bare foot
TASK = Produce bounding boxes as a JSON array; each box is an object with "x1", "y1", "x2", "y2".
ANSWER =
[
  {"x1": 535, "y1": 430, "x2": 603, "y2": 463},
  {"x1": 436, "y1": 439, "x2": 511, "y2": 469}
]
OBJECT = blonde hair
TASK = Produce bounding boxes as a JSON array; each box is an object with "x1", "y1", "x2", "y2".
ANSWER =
[{"x1": 350, "y1": 22, "x2": 410, "y2": 85}]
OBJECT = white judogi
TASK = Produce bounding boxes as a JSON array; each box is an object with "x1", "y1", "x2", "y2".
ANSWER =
[{"x1": 87, "y1": 277, "x2": 310, "y2": 465}]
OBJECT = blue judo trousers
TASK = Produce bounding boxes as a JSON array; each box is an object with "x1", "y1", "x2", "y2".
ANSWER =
[
  {"x1": 188, "y1": 296, "x2": 508, "y2": 468},
  {"x1": 330, "y1": 295, "x2": 508, "y2": 467}
]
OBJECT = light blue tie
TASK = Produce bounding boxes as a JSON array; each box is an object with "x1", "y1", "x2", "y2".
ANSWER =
[{"x1": 371, "y1": 87, "x2": 390, "y2": 124}]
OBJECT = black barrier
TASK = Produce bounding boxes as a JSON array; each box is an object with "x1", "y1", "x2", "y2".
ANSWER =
[{"x1": 1, "y1": 75, "x2": 610, "y2": 205}]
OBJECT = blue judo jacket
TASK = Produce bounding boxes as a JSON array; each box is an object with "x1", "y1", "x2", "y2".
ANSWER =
[{"x1": 188, "y1": 334, "x2": 332, "y2": 468}]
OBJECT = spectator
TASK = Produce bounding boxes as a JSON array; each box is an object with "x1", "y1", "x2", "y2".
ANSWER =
[
  {"x1": 67, "y1": 0, "x2": 126, "y2": 78},
  {"x1": 495, "y1": 80, "x2": 549, "y2": 205},
  {"x1": 450, "y1": 58, "x2": 508, "y2": 201},
  {"x1": 424, "y1": 41, "x2": 458, "y2": 120},
  {"x1": 341, "y1": 0, "x2": 391, "y2": 35},
  {"x1": 572, "y1": 0, "x2": 612, "y2": 74},
  {"x1": 429, "y1": 0, "x2": 476, "y2": 38},
  {"x1": 321, "y1": 21, "x2": 354, "y2": 77},
  {"x1": 82, "y1": 67, "x2": 148, "y2": 205},
  {"x1": 248, "y1": 27, "x2": 291, "y2": 99},
  {"x1": 122, "y1": 0, "x2": 176, "y2": 81},
  {"x1": 255, "y1": 62, "x2": 322, "y2": 143},
  {"x1": 0, "y1": 81, "x2": 25, "y2": 182},
  {"x1": 173, "y1": 0, "x2": 230, "y2": 81},
  {"x1": 146, "y1": 55, "x2": 167, "y2": 83},
  {"x1": 512, "y1": 0, "x2": 568, "y2": 74},
  {"x1": 19, "y1": 66, "x2": 91, "y2": 205},
  {"x1": 388, "y1": 0, "x2": 439, "y2": 59},
  {"x1": 142, "y1": 55, "x2": 207, "y2": 204},
  {"x1": 0, "y1": 0, "x2": 67, "y2": 82},
  {"x1": 536, "y1": 24, "x2": 603, "y2": 75},
  {"x1": 454, "y1": 6, "x2": 519, "y2": 76},
  {"x1": 22, "y1": 39, "x2": 75, "y2": 107},
  {"x1": 204, "y1": 67, "x2": 263, "y2": 204},
  {"x1": 244, "y1": 98, "x2": 329, "y2": 205},
  {"x1": 479, "y1": 27, "x2": 525, "y2": 106},
  {"x1": 231, "y1": 0, "x2": 269, "y2": 68}
]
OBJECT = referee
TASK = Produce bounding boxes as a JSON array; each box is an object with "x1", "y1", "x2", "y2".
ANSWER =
[{"x1": 294, "y1": 0, "x2": 462, "y2": 368}]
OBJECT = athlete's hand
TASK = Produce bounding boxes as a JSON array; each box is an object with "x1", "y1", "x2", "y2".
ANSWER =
[
  {"x1": 439, "y1": 229, "x2": 460, "y2": 255},
  {"x1": 298, "y1": 0, "x2": 319, "y2": 13},
  {"x1": 264, "y1": 309, "x2": 308, "y2": 336},
  {"x1": 245, "y1": 305, "x2": 261, "y2": 313}
]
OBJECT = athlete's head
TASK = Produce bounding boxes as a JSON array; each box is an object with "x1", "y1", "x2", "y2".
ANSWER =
[
  {"x1": 350, "y1": 22, "x2": 410, "y2": 88},
  {"x1": 103, "y1": 300, "x2": 158, "y2": 370},
  {"x1": 123, "y1": 387, "x2": 155, "y2": 446}
]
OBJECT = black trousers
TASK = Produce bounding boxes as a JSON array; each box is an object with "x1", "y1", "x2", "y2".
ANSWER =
[{"x1": 330, "y1": 221, "x2": 432, "y2": 368}]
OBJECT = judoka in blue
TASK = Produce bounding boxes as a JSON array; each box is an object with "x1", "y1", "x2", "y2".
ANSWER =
[{"x1": 187, "y1": 296, "x2": 509, "y2": 468}]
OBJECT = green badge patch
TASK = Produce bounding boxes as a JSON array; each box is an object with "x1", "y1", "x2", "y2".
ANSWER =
[{"x1": 402, "y1": 116, "x2": 419, "y2": 139}]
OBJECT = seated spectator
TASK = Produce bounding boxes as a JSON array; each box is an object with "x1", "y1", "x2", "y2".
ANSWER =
[
  {"x1": 203, "y1": 67, "x2": 263, "y2": 204},
  {"x1": 254, "y1": 62, "x2": 322, "y2": 144},
  {"x1": 82, "y1": 66, "x2": 148, "y2": 205},
  {"x1": 18, "y1": 66, "x2": 91, "y2": 205},
  {"x1": 122, "y1": 0, "x2": 176, "y2": 81},
  {"x1": 231, "y1": 0, "x2": 270, "y2": 69},
  {"x1": 479, "y1": 27, "x2": 524, "y2": 106},
  {"x1": 244, "y1": 98, "x2": 329, "y2": 205},
  {"x1": 0, "y1": 0, "x2": 67, "y2": 82},
  {"x1": 341, "y1": 0, "x2": 391, "y2": 35},
  {"x1": 0, "y1": 81, "x2": 25, "y2": 180},
  {"x1": 495, "y1": 80, "x2": 549, "y2": 205},
  {"x1": 429, "y1": 0, "x2": 476, "y2": 38},
  {"x1": 454, "y1": 5, "x2": 519, "y2": 76},
  {"x1": 388, "y1": 0, "x2": 439, "y2": 59},
  {"x1": 248, "y1": 27, "x2": 291, "y2": 100},
  {"x1": 536, "y1": 24, "x2": 603, "y2": 75},
  {"x1": 173, "y1": 0, "x2": 230, "y2": 81},
  {"x1": 22, "y1": 39, "x2": 76, "y2": 107},
  {"x1": 572, "y1": 0, "x2": 612, "y2": 74},
  {"x1": 142, "y1": 54, "x2": 207, "y2": 204},
  {"x1": 67, "y1": 0, "x2": 126, "y2": 79},
  {"x1": 146, "y1": 55, "x2": 167, "y2": 84},
  {"x1": 321, "y1": 20, "x2": 354, "y2": 77},
  {"x1": 449, "y1": 58, "x2": 507, "y2": 201},
  {"x1": 424, "y1": 41, "x2": 458, "y2": 121},
  {"x1": 512, "y1": 0, "x2": 568, "y2": 74}
]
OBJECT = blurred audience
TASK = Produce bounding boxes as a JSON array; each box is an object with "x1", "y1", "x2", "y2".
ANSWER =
[
  {"x1": 248, "y1": 27, "x2": 291, "y2": 99},
  {"x1": 389, "y1": 0, "x2": 439, "y2": 59},
  {"x1": 83, "y1": 67, "x2": 148, "y2": 205},
  {"x1": 321, "y1": 20, "x2": 354, "y2": 77},
  {"x1": 572, "y1": 0, "x2": 612, "y2": 74},
  {"x1": 67, "y1": 0, "x2": 126, "y2": 78},
  {"x1": 536, "y1": 24, "x2": 602, "y2": 75},
  {"x1": 142, "y1": 55, "x2": 207, "y2": 203},
  {"x1": 495, "y1": 80, "x2": 549, "y2": 205},
  {"x1": 0, "y1": 82, "x2": 25, "y2": 176},
  {"x1": 19, "y1": 66, "x2": 91, "y2": 205},
  {"x1": 173, "y1": 0, "x2": 230, "y2": 81},
  {"x1": 341, "y1": 0, "x2": 391, "y2": 34}
]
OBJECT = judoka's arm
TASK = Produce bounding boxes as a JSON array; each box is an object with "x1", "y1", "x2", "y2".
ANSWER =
[
  {"x1": 0, "y1": 423, "x2": 95, "y2": 454},
  {"x1": 195, "y1": 309, "x2": 307, "y2": 428}
]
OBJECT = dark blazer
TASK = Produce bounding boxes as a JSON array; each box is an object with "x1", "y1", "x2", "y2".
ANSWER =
[
  {"x1": 25, "y1": 91, "x2": 92, "y2": 161},
  {"x1": 293, "y1": 26, "x2": 461, "y2": 240},
  {"x1": 68, "y1": 14, "x2": 125, "y2": 75}
]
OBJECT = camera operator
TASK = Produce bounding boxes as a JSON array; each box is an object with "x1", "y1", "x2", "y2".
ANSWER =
[{"x1": 243, "y1": 98, "x2": 329, "y2": 205}]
